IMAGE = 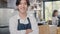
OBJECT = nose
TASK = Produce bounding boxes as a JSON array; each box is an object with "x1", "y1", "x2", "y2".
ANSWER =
[{"x1": 21, "y1": 4, "x2": 25, "y2": 8}]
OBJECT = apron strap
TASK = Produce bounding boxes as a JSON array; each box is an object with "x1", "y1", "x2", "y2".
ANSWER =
[{"x1": 27, "y1": 17, "x2": 32, "y2": 29}]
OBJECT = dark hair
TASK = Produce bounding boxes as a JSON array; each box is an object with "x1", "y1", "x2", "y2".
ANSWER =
[
  {"x1": 52, "y1": 10, "x2": 58, "y2": 17},
  {"x1": 16, "y1": 0, "x2": 30, "y2": 6}
]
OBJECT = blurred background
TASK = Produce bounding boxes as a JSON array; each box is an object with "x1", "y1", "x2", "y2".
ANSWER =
[{"x1": 0, "y1": 0, "x2": 60, "y2": 34}]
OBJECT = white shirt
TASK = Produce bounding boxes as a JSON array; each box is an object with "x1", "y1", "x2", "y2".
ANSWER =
[
  {"x1": 9, "y1": 14, "x2": 39, "y2": 34},
  {"x1": 52, "y1": 16, "x2": 59, "y2": 25}
]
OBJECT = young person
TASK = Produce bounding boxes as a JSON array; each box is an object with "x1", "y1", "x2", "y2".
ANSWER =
[
  {"x1": 9, "y1": 0, "x2": 39, "y2": 34},
  {"x1": 52, "y1": 10, "x2": 59, "y2": 25}
]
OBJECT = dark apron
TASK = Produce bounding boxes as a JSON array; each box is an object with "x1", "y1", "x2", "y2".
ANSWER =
[{"x1": 17, "y1": 17, "x2": 32, "y2": 30}]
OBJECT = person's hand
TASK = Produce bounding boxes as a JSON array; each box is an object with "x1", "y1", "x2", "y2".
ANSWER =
[{"x1": 26, "y1": 29, "x2": 33, "y2": 34}]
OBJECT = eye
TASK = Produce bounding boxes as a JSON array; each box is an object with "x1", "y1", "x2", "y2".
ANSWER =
[
  {"x1": 19, "y1": 3, "x2": 27, "y2": 5},
  {"x1": 24, "y1": 3, "x2": 27, "y2": 5}
]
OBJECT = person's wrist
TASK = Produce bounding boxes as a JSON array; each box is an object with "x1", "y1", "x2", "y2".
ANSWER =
[{"x1": 26, "y1": 29, "x2": 33, "y2": 34}]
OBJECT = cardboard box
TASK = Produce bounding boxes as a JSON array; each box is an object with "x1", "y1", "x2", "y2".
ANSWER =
[
  {"x1": 49, "y1": 25, "x2": 57, "y2": 34},
  {"x1": 39, "y1": 25, "x2": 50, "y2": 34},
  {"x1": 57, "y1": 27, "x2": 60, "y2": 34}
]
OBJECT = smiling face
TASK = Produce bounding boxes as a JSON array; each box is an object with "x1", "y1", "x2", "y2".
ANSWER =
[
  {"x1": 55, "y1": 12, "x2": 58, "y2": 16},
  {"x1": 17, "y1": 0, "x2": 28, "y2": 14}
]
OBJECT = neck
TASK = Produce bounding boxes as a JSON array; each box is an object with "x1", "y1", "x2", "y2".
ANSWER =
[{"x1": 19, "y1": 12, "x2": 27, "y2": 19}]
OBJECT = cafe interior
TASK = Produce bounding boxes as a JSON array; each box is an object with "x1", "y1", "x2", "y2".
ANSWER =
[{"x1": 0, "y1": 0, "x2": 60, "y2": 34}]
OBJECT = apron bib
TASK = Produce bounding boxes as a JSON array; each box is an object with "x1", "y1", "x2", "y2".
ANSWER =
[{"x1": 17, "y1": 17, "x2": 32, "y2": 30}]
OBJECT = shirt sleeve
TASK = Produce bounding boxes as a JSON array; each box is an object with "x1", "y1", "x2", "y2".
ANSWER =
[
  {"x1": 52, "y1": 17, "x2": 58, "y2": 25},
  {"x1": 9, "y1": 18, "x2": 17, "y2": 34},
  {"x1": 29, "y1": 16, "x2": 39, "y2": 34}
]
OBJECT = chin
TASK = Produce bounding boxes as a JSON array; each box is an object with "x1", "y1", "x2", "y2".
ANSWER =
[
  {"x1": 19, "y1": 9, "x2": 27, "y2": 13},
  {"x1": 21, "y1": 12, "x2": 26, "y2": 14},
  {"x1": 20, "y1": 11, "x2": 27, "y2": 14}
]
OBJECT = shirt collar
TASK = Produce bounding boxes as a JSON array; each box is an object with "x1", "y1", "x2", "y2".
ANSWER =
[{"x1": 17, "y1": 14, "x2": 29, "y2": 19}]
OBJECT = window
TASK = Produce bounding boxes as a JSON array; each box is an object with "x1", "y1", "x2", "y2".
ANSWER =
[{"x1": 45, "y1": 1, "x2": 60, "y2": 21}]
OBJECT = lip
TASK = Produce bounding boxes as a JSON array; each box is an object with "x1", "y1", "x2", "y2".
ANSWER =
[{"x1": 21, "y1": 8, "x2": 25, "y2": 9}]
